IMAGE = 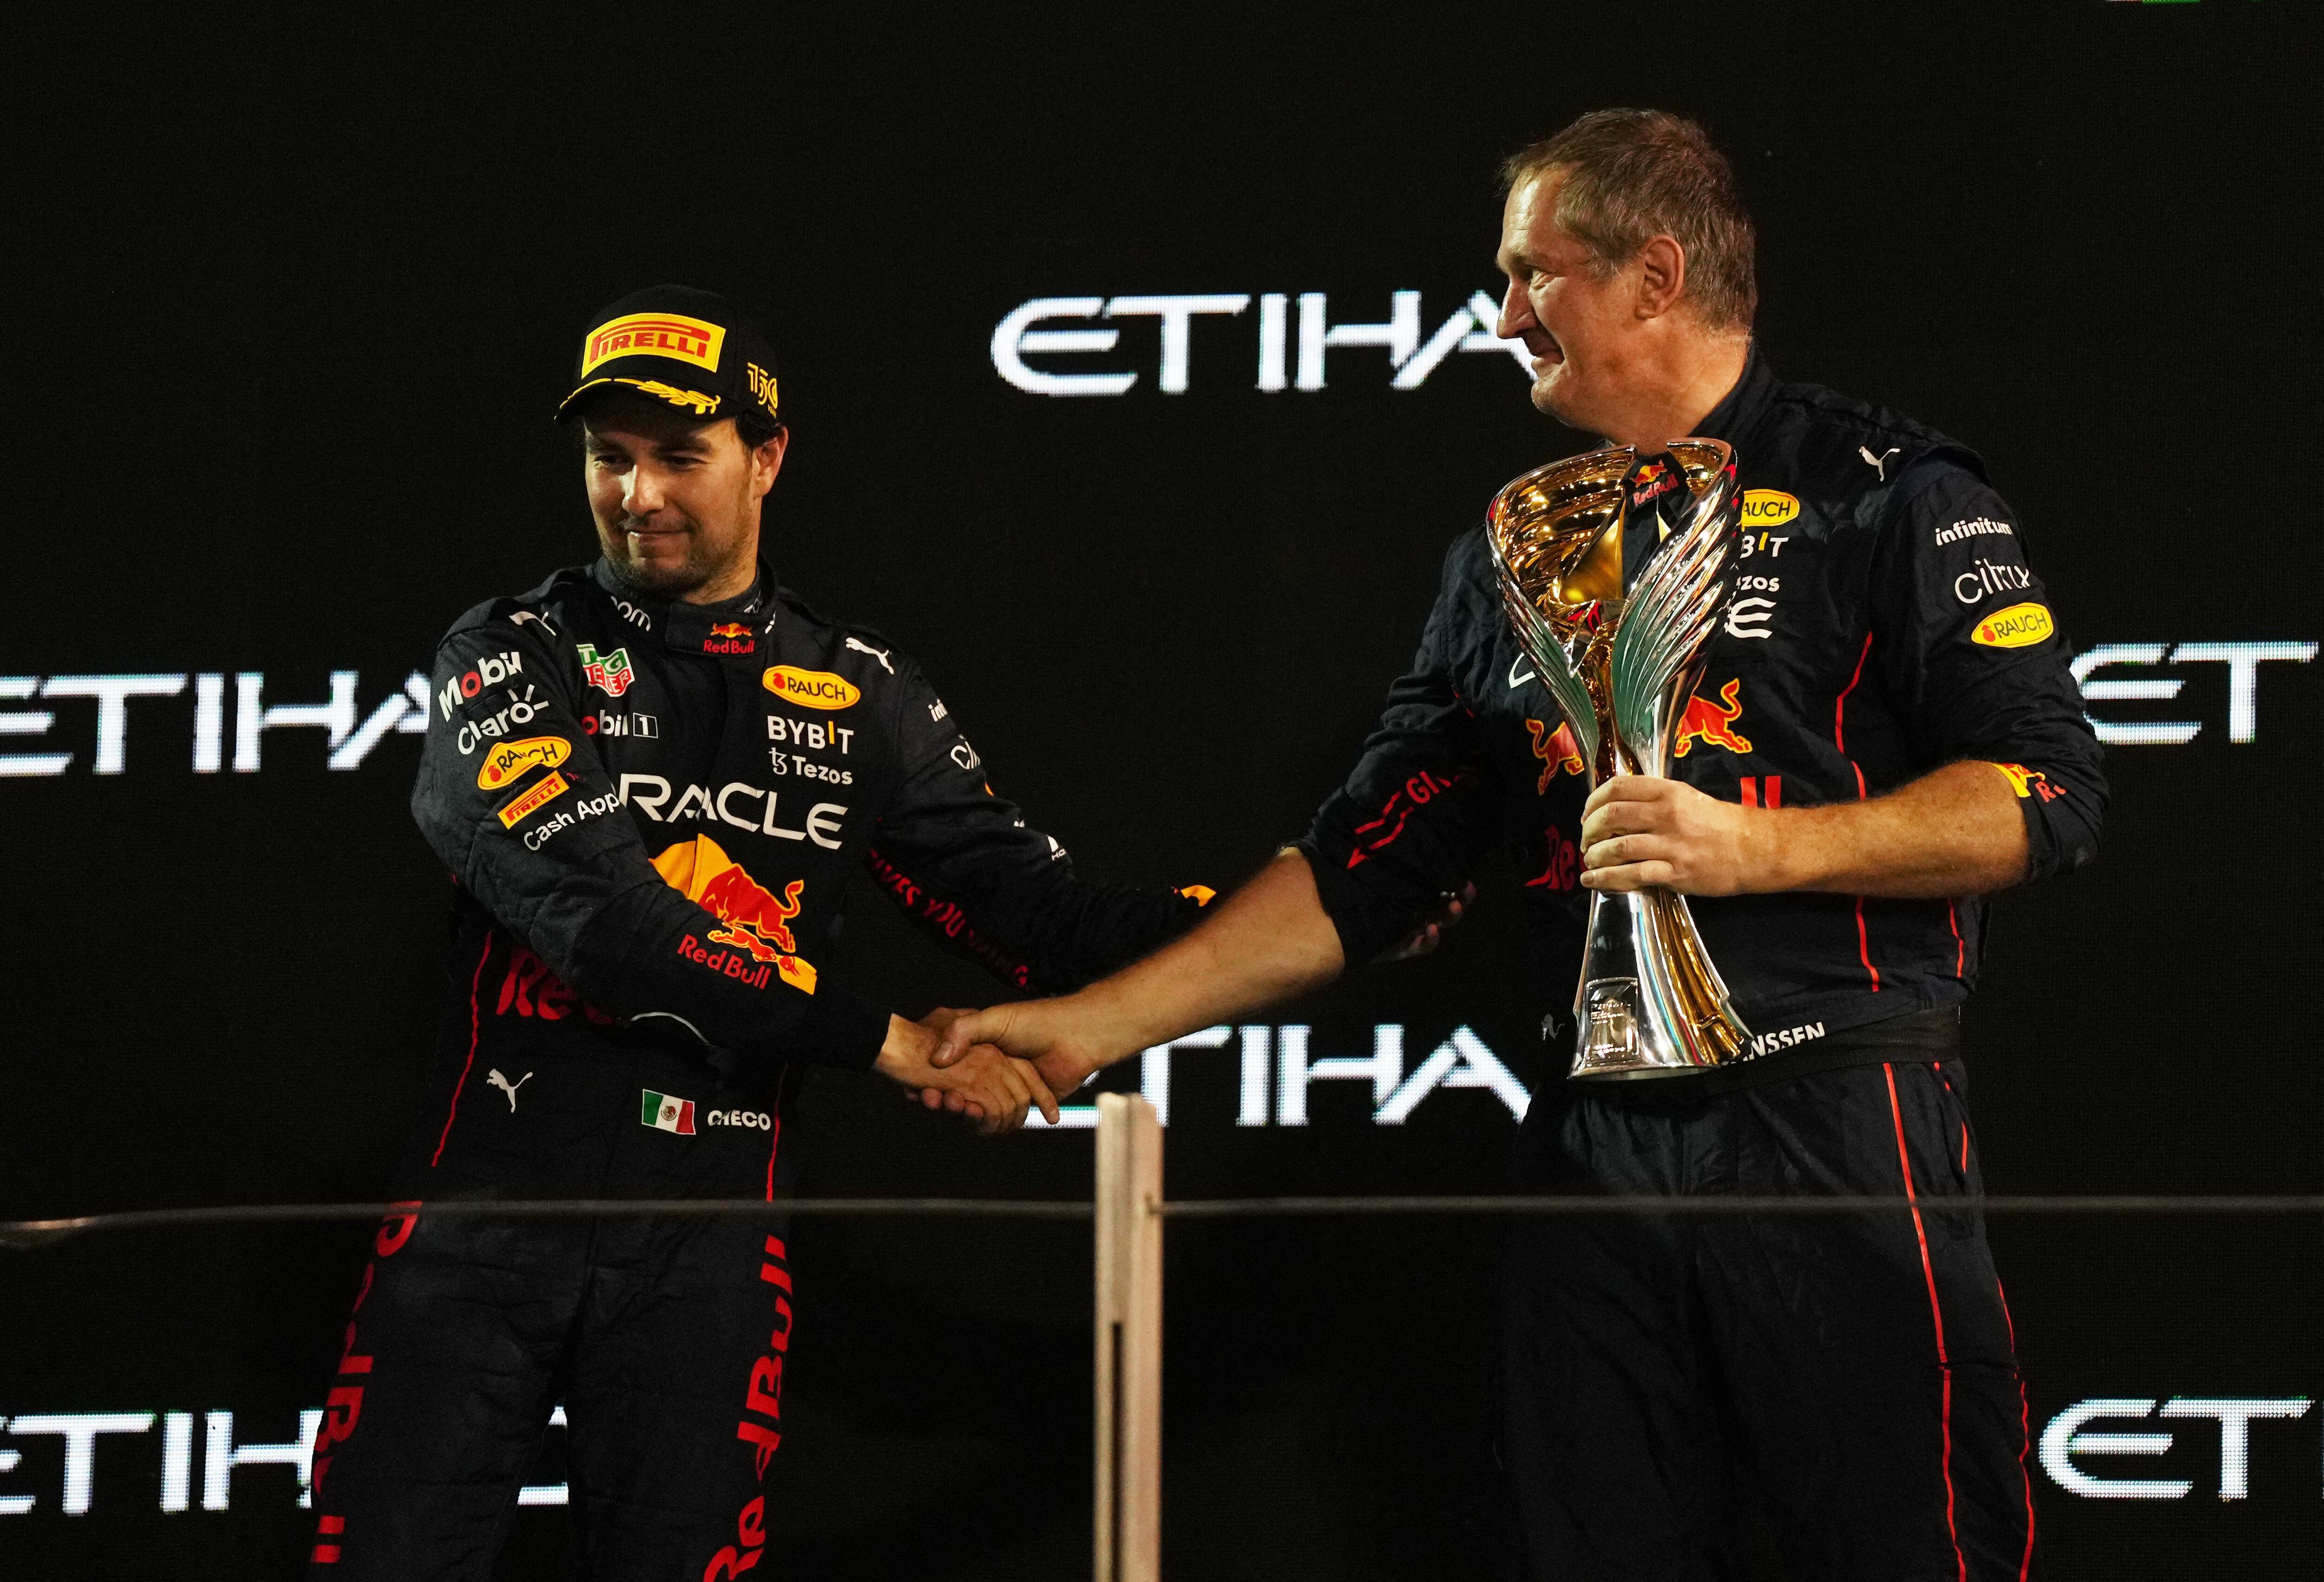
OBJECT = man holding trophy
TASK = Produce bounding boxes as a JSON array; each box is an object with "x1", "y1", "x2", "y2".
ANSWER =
[{"x1": 937, "y1": 110, "x2": 2104, "y2": 1579}]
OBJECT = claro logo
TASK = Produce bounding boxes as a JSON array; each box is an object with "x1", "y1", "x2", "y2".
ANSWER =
[
  {"x1": 761, "y1": 667, "x2": 859, "y2": 711},
  {"x1": 991, "y1": 291, "x2": 1531, "y2": 396}
]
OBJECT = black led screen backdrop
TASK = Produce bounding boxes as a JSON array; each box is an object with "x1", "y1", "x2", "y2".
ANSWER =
[{"x1": 3, "y1": 6, "x2": 2318, "y2": 1578}]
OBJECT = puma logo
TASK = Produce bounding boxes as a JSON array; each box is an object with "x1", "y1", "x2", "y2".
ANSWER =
[
  {"x1": 845, "y1": 635, "x2": 894, "y2": 674},
  {"x1": 486, "y1": 1069, "x2": 533, "y2": 1111},
  {"x1": 1858, "y1": 445, "x2": 1900, "y2": 481}
]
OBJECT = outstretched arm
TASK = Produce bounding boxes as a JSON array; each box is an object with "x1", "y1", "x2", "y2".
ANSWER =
[{"x1": 931, "y1": 849, "x2": 1344, "y2": 1097}]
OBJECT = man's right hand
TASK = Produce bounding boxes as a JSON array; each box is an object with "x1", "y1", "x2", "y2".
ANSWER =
[
  {"x1": 928, "y1": 997, "x2": 1121, "y2": 1107},
  {"x1": 874, "y1": 1013, "x2": 1060, "y2": 1133}
]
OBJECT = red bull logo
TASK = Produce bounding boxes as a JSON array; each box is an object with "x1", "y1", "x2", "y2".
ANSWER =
[
  {"x1": 652, "y1": 835, "x2": 816, "y2": 991},
  {"x1": 702, "y1": 622, "x2": 758, "y2": 656},
  {"x1": 1630, "y1": 459, "x2": 1681, "y2": 508},
  {"x1": 1992, "y1": 761, "x2": 2065, "y2": 802},
  {"x1": 1673, "y1": 678, "x2": 1752, "y2": 757},
  {"x1": 1525, "y1": 718, "x2": 1586, "y2": 793}
]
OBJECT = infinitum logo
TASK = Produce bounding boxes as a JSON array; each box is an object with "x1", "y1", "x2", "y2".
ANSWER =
[{"x1": 991, "y1": 291, "x2": 1531, "y2": 396}]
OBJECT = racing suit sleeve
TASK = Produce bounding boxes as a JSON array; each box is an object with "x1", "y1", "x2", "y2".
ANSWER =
[
  {"x1": 862, "y1": 659, "x2": 1208, "y2": 995},
  {"x1": 1296, "y1": 532, "x2": 1509, "y2": 966},
  {"x1": 412, "y1": 615, "x2": 891, "y2": 1071},
  {"x1": 1872, "y1": 459, "x2": 2107, "y2": 881}
]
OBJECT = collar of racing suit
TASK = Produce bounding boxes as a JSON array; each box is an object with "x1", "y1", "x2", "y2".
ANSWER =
[
  {"x1": 589, "y1": 557, "x2": 781, "y2": 658},
  {"x1": 1679, "y1": 340, "x2": 1780, "y2": 456}
]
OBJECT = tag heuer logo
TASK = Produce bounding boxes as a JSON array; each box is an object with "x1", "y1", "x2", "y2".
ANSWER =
[{"x1": 578, "y1": 643, "x2": 635, "y2": 697}]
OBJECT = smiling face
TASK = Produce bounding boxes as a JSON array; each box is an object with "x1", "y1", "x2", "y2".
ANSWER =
[
  {"x1": 580, "y1": 391, "x2": 786, "y2": 603},
  {"x1": 1494, "y1": 170, "x2": 1653, "y2": 436}
]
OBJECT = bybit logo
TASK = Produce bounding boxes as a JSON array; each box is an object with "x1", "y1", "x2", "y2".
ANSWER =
[{"x1": 991, "y1": 291, "x2": 1532, "y2": 396}]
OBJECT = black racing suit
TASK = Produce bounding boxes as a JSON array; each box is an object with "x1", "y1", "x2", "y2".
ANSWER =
[
  {"x1": 307, "y1": 560, "x2": 1202, "y2": 1579},
  {"x1": 1298, "y1": 349, "x2": 2105, "y2": 1581}
]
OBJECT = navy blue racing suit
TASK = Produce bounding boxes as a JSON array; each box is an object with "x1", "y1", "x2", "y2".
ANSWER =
[
  {"x1": 1298, "y1": 350, "x2": 2103, "y2": 1580},
  {"x1": 307, "y1": 560, "x2": 1203, "y2": 1579}
]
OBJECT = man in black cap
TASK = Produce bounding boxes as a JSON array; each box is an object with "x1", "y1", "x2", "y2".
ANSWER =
[{"x1": 304, "y1": 285, "x2": 1213, "y2": 1578}]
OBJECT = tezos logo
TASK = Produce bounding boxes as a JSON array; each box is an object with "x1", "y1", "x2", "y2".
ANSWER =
[
  {"x1": 762, "y1": 667, "x2": 860, "y2": 711},
  {"x1": 476, "y1": 735, "x2": 570, "y2": 790}
]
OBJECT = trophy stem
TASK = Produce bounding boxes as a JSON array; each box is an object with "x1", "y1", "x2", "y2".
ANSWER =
[{"x1": 1571, "y1": 883, "x2": 1751, "y2": 1079}]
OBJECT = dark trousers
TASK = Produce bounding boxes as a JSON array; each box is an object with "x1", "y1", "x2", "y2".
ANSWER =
[
  {"x1": 306, "y1": 1047, "x2": 790, "y2": 1580},
  {"x1": 1502, "y1": 1058, "x2": 2036, "y2": 1582}
]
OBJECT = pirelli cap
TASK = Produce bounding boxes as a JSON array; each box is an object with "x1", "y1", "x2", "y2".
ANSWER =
[{"x1": 555, "y1": 284, "x2": 782, "y2": 427}]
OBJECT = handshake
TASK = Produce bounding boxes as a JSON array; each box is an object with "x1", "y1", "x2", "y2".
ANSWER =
[
  {"x1": 865, "y1": 876, "x2": 1475, "y2": 1135},
  {"x1": 870, "y1": 1002, "x2": 1092, "y2": 1136}
]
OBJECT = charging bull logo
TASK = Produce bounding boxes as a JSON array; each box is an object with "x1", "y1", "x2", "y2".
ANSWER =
[
  {"x1": 1673, "y1": 678, "x2": 1752, "y2": 757},
  {"x1": 650, "y1": 835, "x2": 816, "y2": 992},
  {"x1": 1525, "y1": 718, "x2": 1585, "y2": 793},
  {"x1": 1992, "y1": 761, "x2": 2066, "y2": 802},
  {"x1": 703, "y1": 622, "x2": 758, "y2": 656}
]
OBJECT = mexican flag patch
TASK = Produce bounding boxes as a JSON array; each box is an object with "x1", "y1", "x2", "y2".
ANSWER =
[{"x1": 640, "y1": 1089, "x2": 697, "y2": 1135}]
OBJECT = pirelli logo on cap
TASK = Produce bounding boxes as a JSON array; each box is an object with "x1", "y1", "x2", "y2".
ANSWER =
[{"x1": 582, "y1": 312, "x2": 726, "y2": 376}]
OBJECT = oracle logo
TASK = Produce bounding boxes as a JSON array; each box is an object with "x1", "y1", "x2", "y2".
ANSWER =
[{"x1": 991, "y1": 291, "x2": 1531, "y2": 397}]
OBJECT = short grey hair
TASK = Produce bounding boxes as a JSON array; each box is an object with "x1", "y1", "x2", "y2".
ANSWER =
[{"x1": 1501, "y1": 109, "x2": 1757, "y2": 331}]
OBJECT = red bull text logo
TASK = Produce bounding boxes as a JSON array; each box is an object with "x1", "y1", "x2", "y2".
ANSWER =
[
  {"x1": 702, "y1": 622, "x2": 758, "y2": 655},
  {"x1": 581, "y1": 312, "x2": 726, "y2": 375},
  {"x1": 653, "y1": 835, "x2": 818, "y2": 992},
  {"x1": 1673, "y1": 678, "x2": 1752, "y2": 757},
  {"x1": 1525, "y1": 718, "x2": 1586, "y2": 793}
]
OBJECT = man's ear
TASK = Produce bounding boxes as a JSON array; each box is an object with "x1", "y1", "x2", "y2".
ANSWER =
[
  {"x1": 751, "y1": 430, "x2": 789, "y2": 500},
  {"x1": 1633, "y1": 235, "x2": 1688, "y2": 321}
]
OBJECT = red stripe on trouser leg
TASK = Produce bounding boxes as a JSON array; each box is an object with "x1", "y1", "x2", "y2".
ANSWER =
[
  {"x1": 1996, "y1": 1278, "x2": 2037, "y2": 1581},
  {"x1": 431, "y1": 937, "x2": 493, "y2": 1167},
  {"x1": 1884, "y1": 1063, "x2": 1967, "y2": 1582}
]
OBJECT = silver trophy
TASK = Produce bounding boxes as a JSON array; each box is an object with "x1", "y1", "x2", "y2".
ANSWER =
[{"x1": 1486, "y1": 441, "x2": 1754, "y2": 1077}]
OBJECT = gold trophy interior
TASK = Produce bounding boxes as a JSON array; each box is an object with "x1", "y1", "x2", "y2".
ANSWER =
[{"x1": 1487, "y1": 440, "x2": 1754, "y2": 1077}]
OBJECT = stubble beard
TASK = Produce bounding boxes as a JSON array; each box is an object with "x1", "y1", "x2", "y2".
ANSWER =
[{"x1": 601, "y1": 516, "x2": 722, "y2": 601}]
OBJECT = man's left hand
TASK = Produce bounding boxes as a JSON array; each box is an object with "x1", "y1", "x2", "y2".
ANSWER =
[{"x1": 1579, "y1": 775, "x2": 1770, "y2": 896}]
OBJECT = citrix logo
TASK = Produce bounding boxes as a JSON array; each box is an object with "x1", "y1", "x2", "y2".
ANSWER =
[
  {"x1": 1952, "y1": 556, "x2": 2034, "y2": 606},
  {"x1": 992, "y1": 291, "x2": 1532, "y2": 397}
]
